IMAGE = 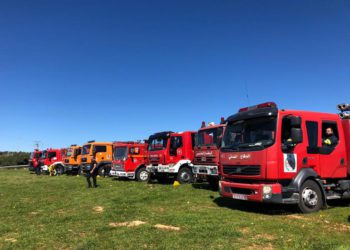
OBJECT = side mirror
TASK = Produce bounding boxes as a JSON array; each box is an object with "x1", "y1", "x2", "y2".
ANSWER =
[{"x1": 291, "y1": 128, "x2": 303, "y2": 144}]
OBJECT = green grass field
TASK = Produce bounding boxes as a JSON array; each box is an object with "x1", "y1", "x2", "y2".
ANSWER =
[{"x1": 1, "y1": 169, "x2": 350, "y2": 250}]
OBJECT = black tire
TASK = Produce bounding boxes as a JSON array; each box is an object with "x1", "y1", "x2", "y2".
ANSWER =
[
  {"x1": 207, "y1": 176, "x2": 219, "y2": 190},
  {"x1": 98, "y1": 166, "x2": 105, "y2": 177},
  {"x1": 297, "y1": 180, "x2": 324, "y2": 213},
  {"x1": 136, "y1": 167, "x2": 150, "y2": 182},
  {"x1": 57, "y1": 165, "x2": 65, "y2": 176},
  {"x1": 77, "y1": 166, "x2": 82, "y2": 176},
  {"x1": 177, "y1": 167, "x2": 194, "y2": 184}
]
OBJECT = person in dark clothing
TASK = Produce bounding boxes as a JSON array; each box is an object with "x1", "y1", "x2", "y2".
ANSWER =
[
  {"x1": 86, "y1": 156, "x2": 98, "y2": 188},
  {"x1": 322, "y1": 127, "x2": 338, "y2": 147}
]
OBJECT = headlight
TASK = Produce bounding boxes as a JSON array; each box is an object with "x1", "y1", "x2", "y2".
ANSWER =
[{"x1": 262, "y1": 185, "x2": 272, "y2": 199}]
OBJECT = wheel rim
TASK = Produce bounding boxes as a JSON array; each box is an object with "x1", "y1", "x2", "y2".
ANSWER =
[
  {"x1": 180, "y1": 171, "x2": 190, "y2": 182},
  {"x1": 302, "y1": 187, "x2": 318, "y2": 208},
  {"x1": 139, "y1": 171, "x2": 149, "y2": 181}
]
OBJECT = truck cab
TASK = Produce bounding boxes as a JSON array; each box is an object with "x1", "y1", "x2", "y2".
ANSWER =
[
  {"x1": 109, "y1": 141, "x2": 149, "y2": 181},
  {"x1": 191, "y1": 120, "x2": 226, "y2": 188},
  {"x1": 146, "y1": 131, "x2": 196, "y2": 183},
  {"x1": 28, "y1": 150, "x2": 42, "y2": 172},
  {"x1": 63, "y1": 144, "x2": 82, "y2": 174},
  {"x1": 80, "y1": 141, "x2": 113, "y2": 177},
  {"x1": 39, "y1": 148, "x2": 64, "y2": 174},
  {"x1": 219, "y1": 102, "x2": 350, "y2": 213}
]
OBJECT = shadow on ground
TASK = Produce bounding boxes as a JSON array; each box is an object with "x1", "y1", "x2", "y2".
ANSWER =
[
  {"x1": 192, "y1": 183, "x2": 218, "y2": 191},
  {"x1": 212, "y1": 196, "x2": 296, "y2": 215}
]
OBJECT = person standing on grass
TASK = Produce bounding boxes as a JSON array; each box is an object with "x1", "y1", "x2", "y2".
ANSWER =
[{"x1": 86, "y1": 156, "x2": 98, "y2": 188}]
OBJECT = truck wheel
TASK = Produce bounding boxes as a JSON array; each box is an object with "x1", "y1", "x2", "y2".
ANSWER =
[
  {"x1": 298, "y1": 180, "x2": 324, "y2": 213},
  {"x1": 57, "y1": 165, "x2": 64, "y2": 175},
  {"x1": 177, "y1": 167, "x2": 193, "y2": 184},
  {"x1": 78, "y1": 166, "x2": 83, "y2": 176},
  {"x1": 98, "y1": 167, "x2": 105, "y2": 177},
  {"x1": 136, "y1": 167, "x2": 150, "y2": 182}
]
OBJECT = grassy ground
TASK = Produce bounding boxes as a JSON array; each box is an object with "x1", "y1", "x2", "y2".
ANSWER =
[{"x1": 1, "y1": 169, "x2": 350, "y2": 250}]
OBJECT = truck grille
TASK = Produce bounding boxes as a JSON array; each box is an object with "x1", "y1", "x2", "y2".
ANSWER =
[
  {"x1": 223, "y1": 165, "x2": 260, "y2": 176},
  {"x1": 194, "y1": 156, "x2": 215, "y2": 164}
]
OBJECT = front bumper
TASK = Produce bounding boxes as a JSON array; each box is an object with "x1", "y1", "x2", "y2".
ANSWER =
[
  {"x1": 146, "y1": 164, "x2": 176, "y2": 174},
  {"x1": 192, "y1": 165, "x2": 218, "y2": 176},
  {"x1": 219, "y1": 180, "x2": 299, "y2": 204},
  {"x1": 109, "y1": 170, "x2": 135, "y2": 179},
  {"x1": 65, "y1": 165, "x2": 80, "y2": 171}
]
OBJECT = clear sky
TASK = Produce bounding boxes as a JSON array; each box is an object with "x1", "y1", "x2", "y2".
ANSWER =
[{"x1": 0, "y1": 0, "x2": 349, "y2": 151}]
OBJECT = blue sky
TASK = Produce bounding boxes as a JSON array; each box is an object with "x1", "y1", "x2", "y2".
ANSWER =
[{"x1": 0, "y1": 0, "x2": 349, "y2": 151}]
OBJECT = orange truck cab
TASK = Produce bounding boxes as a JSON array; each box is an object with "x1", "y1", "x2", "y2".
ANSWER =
[
  {"x1": 190, "y1": 119, "x2": 226, "y2": 188},
  {"x1": 109, "y1": 141, "x2": 149, "y2": 181},
  {"x1": 80, "y1": 141, "x2": 113, "y2": 177},
  {"x1": 63, "y1": 144, "x2": 82, "y2": 174},
  {"x1": 219, "y1": 102, "x2": 350, "y2": 213},
  {"x1": 146, "y1": 131, "x2": 196, "y2": 183}
]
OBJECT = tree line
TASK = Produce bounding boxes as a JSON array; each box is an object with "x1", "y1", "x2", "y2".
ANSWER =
[{"x1": 0, "y1": 152, "x2": 30, "y2": 166}]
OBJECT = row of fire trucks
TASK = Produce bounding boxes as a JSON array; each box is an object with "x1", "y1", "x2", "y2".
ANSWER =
[{"x1": 29, "y1": 102, "x2": 350, "y2": 213}]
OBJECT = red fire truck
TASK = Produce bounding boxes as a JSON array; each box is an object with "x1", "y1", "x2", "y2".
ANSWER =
[
  {"x1": 28, "y1": 149, "x2": 42, "y2": 172},
  {"x1": 219, "y1": 102, "x2": 350, "y2": 213},
  {"x1": 191, "y1": 119, "x2": 226, "y2": 188},
  {"x1": 109, "y1": 141, "x2": 149, "y2": 181},
  {"x1": 146, "y1": 131, "x2": 196, "y2": 183},
  {"x1": 39, "y1": 148, "x2": 64, "y2": 175}
]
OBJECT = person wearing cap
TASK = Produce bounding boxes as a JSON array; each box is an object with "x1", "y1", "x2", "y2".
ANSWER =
[{"x1": 86, "y1": 156, "x2": 98, "y2": 188}]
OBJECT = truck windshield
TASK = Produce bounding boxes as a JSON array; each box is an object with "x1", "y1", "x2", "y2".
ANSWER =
[
  {"x1": 222, "y1": 117, "x2": 276, "y2": 151},
  {"x1": 197, "y1": 127, "x2": 223, "y2": 147},
  {"x1": 34, "y1": 152, "x2": 41, "y2": 158},
  {"x1": 82, "y1": 145, "x2": 91, "y2": 155},
  {"x1": 114, "y1": 147, "x2": 127, "y2": 160},
  {"x1": 41, "y1": 151, "x2": 47, "y2": 159},
  {"x1": 148, "y1": 137, "x2": 168, "y2": 151},
  {"x1": 66, "y1": 148, "x2": 73, "y2": 157}
]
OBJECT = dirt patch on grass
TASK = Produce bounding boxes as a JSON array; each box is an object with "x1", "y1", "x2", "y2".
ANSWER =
[
  {"x1": 286, "y1": 214, "x2": 311, "y2": 220},
  {"x1": 29, "y1": 211, "x2": 39, "y2": 215},
  {"x1": 109, "y1": 220, "x2": 146, "y2": 228},
  {"x1": 245, "y1": 243, "x2": 274, "y2": 250},
  {"x1": 238, "y1": 227, "x2": 250, "y2": 235},
  {"x1": 253, "y1": 233, "x2": 276, "y2": 241},
  {"x1": 4, "y1": 238, "x2": 17, "y2": 243},
  {"x1": 92, "y1": 206, "x2": 104, "y2": 213},
  {"x1": 154, "y1": 224, "x2": 181, "y2": 231}
]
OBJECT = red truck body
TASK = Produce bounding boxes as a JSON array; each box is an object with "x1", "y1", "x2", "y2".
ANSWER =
[
  {"x1": 191, "y1": 121, "x2": 226, "y2": 187},
  {"x1": 39, "y1": 148, "x2": 64, "y2": 173},
  {"x1": 28, "y1": 150, "x2": 42, "y2": 171},
  {"x1": 109, "y1": 141, "x2": 149, "y2": 181},
  {"x1": 146, "y1": 131, "x2": 196, "y2": 183},
  {"x1": 219, "y1": 102, "x2": 350, "y2": 213}
]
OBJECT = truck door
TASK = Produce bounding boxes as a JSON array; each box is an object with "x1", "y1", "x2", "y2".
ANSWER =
[
  {"x1": 319, "y1": 120, "x2": 346, "y2": 178},
  {"x1": 169, "y1": 136, "x2": 183, "y2": 163},
  {"x1": 280, "y1": 115, "x2": 306, "y2": 178}
]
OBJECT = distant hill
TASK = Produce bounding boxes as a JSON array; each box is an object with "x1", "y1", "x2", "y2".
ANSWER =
[{"x1": 0, "y1": 151, "x2": 30, "y2": 166}]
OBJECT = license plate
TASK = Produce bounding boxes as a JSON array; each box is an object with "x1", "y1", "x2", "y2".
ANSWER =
[{"x1": 232, "y1": 194, "x2": 248, "y2": 200}]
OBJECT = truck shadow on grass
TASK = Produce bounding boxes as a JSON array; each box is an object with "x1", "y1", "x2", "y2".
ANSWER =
[
  {"x1": 212, "y1": 197, "x2": 296, "y2": 215},
  {"x1": 192, "y1": 183, "x2": 218, "y2": 191}
]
